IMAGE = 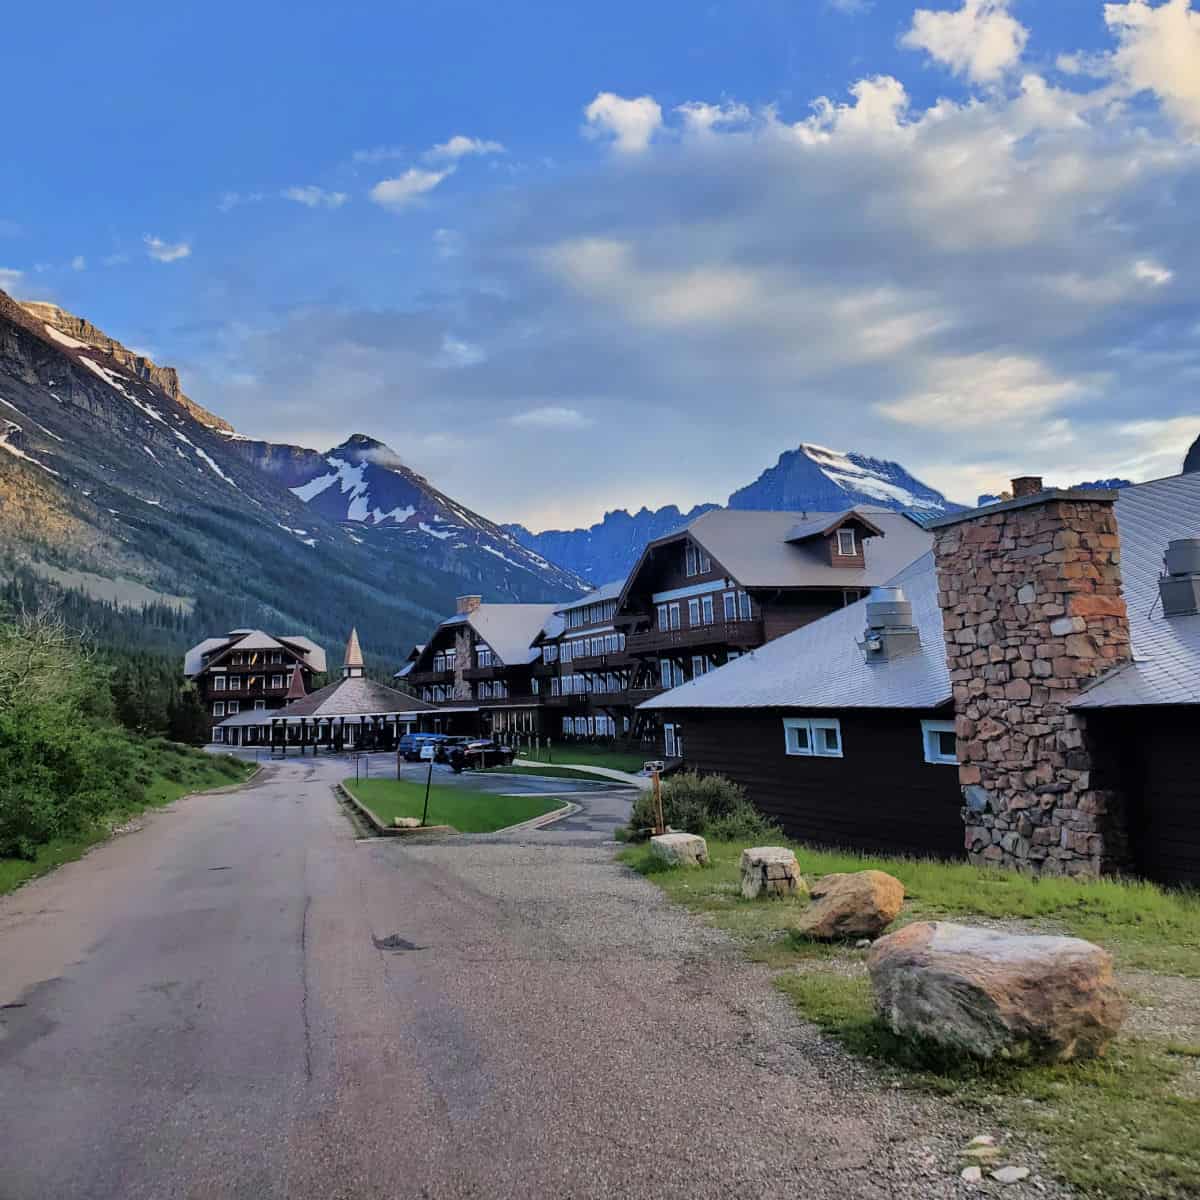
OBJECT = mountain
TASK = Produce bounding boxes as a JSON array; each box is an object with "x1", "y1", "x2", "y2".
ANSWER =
[
  {"x1": 1185, "y1": 436, "x2": 1200, "y2": 475},
  {"x1": 976, "y1": 478, "x2": 1134, "y2": 507},
  {"x1": 505, "y1": 503, "x2": 719, "y2": 587},
  {"x1": 508, "y1": 443, "x2": 962, "y2": 584},
  {"x1": 0, "y1": 291, "x2": 584, "y2": 669}
]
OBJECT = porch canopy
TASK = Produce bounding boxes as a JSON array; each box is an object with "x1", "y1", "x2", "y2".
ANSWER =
[{"x1": 271, "y1": 675, "x2": 439, "y2": 753}]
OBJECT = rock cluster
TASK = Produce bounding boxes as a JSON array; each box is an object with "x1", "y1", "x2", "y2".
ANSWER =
[
  {"x1": 650, "y1": 832, "x2": 709, "y2": 867},
  {"x1": 868, "y1": 921, "x2": 1126, "y2": 1062},
  {"x1": 792, "y1": 870, "x2": 904, "y2": 940},
  {"x1": 739, "y1": 846, "x2": 806, "y2": 900},
  {"x1": 932, "y1": 495, "x2": 1132, "y2": 875}
]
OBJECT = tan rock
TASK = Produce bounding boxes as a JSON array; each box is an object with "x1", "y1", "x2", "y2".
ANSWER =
[
  {"x1": 792, "y1": 870, "x2": 905, "y2": 940},
  {"x1": 868, "y1": 921, "x2": 1126, "y2": 1062},
  {"x1": 650, "y1": 832, "x2": 709, "y2": 868},
  {"x1": 739, "y1": 847, "x2": 808, "y2": 900},
  {"x1": 393, "y1": 817, "x2": 422, "y2": 829}
]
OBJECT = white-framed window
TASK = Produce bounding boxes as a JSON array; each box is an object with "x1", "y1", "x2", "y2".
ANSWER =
[
  {"x1": 213, "y1": 727, "x2": 224, "y2": 743},
  {"x1": 921, "y1": 719, "x2": 958, "y2": 765},
  {"x1": 213, "y1": 701, "x2": 226, "y2": 717},
  {"x1": 228, "y1": 700, "x2": 240, "y2": 714},
  {"x1": 668, "y1": 602, "x2": 681, "y2": 630},
  {"x1": 657, "y1": 603, "x2": 669, "y2": 630},
  {"x1": 837, "y1": 528, "x2": 858, "y2": 557},
  {"x1": 660, "y1": 658, "x2": 673, "y2": 688},
  {"x1": 270, "y1": 674, "x2": 283, "y2": 689},
  {"x1": 701, "y1": 594, "x2": 714, "y2": 625},
  {"x1": 738, "y1": 591, "x2": 752, "y2": 621},
  {"x1": 723, "y1": 591, "x2": 737, "y2": 621},
  {"x1": 664, "y1": 723, "x2": 678, "y2": 757},
  {"x1": 698, "y1": 550, "x2": 712, "y2": 573},
  {"x1": 783, "y1": 716, "x2": 843, "y2": 758},
  {"x1": 478, "y1": 646, "x2": 494, "y2": 667},
  {"x1": 691, "y1": 655, "x2": 707, "y2": 678},
  {"x1": 254, "y1": 700, "x2": 266, "y2": 711},
  {"x1": 688, "y1": 597, "x2": 701, "y2": 626},
  {"x1": 229, "y1": 676, "x2": 242, "y2": 690},
  {"x1": 212, "y1": 675, "x2": 227, "y2": 691},
  {"x1": 685, "y1": 544, "x2": 698, "y2": 576}
]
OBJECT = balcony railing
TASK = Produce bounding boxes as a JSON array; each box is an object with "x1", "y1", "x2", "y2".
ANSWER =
[
  {"x1": 561, "y1": 651, "x2": 633, "y2": 673},
  {"x1": 474, "y1": 694, "x2": 538, "y2": 707},
  {"x1": 407, "y1": 669, "x2": 455, "y2": 686},
  {"x1": 624, "y1": 619, "x2": 763, "y2": 656},
  {"x1": 462, "y1": 664, "x2": 505, "y2": 681},
  {"x1": 627, "y1": 686, "x2": 665, "y2": 705}
]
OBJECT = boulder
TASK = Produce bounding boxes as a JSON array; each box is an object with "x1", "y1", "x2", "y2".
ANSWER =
[
  {"x1": 792, "y1": 870, "x2": 905, "y2": 939},
  {"x1": 650, "y1": 832, "x2": 709, "y2": 868},
  {"x1": 393, "y1": 817, "x2": 422, "y2": 829},
  {"x1": 868, "y1": 921, "x2": 1126, "y2": 1063},
  {"x1": 739, "y1": 846, "x2": 807, "y2": 900}
]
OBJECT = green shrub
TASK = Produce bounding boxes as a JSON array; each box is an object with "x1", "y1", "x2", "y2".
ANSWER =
[{"x1": 628, "y1": 771, "x2": 778, "y2": 842}]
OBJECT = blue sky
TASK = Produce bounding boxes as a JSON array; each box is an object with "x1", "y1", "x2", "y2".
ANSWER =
[{"x1": 2, "y1": 1, "x2": 1198, "y2": 528}]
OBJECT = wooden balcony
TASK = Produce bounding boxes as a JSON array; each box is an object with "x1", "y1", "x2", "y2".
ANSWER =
[
  {"x1": 627, "y1": 686, "x2": 665, "y2": 705},
  {"x1": 462, "y1": 664, "x2": 504, "y2": 681},
  {"x1": 624, "y1": 619, "x2": 763, "y2": 656},
  {"x1": 563, "y1": 651, "x2": 633, "y2": 672},
  {"x1": 533, "y1": 660, "x2": 558, "y2": 677},
  {"x1": 474, "y1": 694, "x2": 538, "y2": 708},
  {"x1": 407, "y1": 669, "x2": 455, "y2": 686}
]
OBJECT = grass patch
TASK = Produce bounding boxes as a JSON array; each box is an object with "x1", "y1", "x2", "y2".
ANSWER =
[
  {"x1": 500, "y1": 764, "x2": 621, "y2": 783},
  {"x1": 623, "y1": 835, "x2": 1200, "y2": 1198},
  {"x1": 0, "y1": 743, "x2": 251, "y2": 897},
  {"x1": 519, "y1": 743, "x2": 647, "y2": 774},
  {"x1": 345, "y1": 777, "x2": 563, "y2": 833}
]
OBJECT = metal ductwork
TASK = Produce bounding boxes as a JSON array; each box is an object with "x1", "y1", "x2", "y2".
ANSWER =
[
  {"x1": 1159, "y1": 538, "x2": 1200, "y2": 618},
  {"x1": 859, "y1": 586, "x2": 920, "y2": 663}
]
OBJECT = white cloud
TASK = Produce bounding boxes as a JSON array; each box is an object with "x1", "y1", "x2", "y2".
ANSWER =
[
  {"x1": 368, "y1": 168, "x2": 454, "y2": 211},
  {"x1": 70, "y1": 255, "x2": 86, "y2": 271},
  {"x1": 509, "y1": 406, "x2": 596, "y2": 430},
  {"x1": 143, "y1": 234, "x2": 191, "y2": 263},
  {"x1": 1104, "y1": 0, "x2": 1200, "y2": 133},
  {"x1": 1134, "y1": 258, "x2": 1174, "y2": 285},
  {"x1": 435, "y1": 334, "x2": 486, "y2": 367},
  {"x1": 0, "y1": 267, "x2": 23, "y2": 292},
  {"x1": 282, "y1": 185, "x2": 349, "y2": 209},
  {"x1": 827, "y1": 0, "x2": 871, "y2": 11},
  {"x1": 425, "y1": 134, "x2": 506, "y2": 161},
  {"x1": 675, "y1": 100, "x2": 751, "y2": 133},
  {"x1": 584, "y1": 92, "x2": 663, "y2": 153},
  {"x1": 902, "y1": 0, "x2": 1029, "y2": 84}
]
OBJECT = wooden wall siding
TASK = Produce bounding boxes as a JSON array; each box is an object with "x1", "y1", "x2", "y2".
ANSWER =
[
  {"x1": 759, "y1": 592, "x2": 851, "y2": 642},
  {"x1": 667, "y1": 707, "x2": 965, "y2": 859},
  {"x1": 1097, "y1": 709, "x2": 1200, "y2": 888}
]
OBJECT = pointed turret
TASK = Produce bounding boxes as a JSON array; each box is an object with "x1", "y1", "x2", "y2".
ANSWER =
[
  {"x1": 343, "y1": 627, "x2": 365, "y2": 678},
  {"x1": 284, "y1": 667, "x2": 307, "y2": 701}
]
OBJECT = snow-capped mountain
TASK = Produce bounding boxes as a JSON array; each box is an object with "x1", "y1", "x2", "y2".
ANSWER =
[
  {"x1": 224, "y1": 432, "x2": 585, "y2": 596},
  {"x1": 509, "y1": 443, "x2": 963, "y2": 584}
]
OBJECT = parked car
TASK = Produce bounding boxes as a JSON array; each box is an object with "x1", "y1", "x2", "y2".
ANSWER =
[
  {"x1": 448, "y1": 739, "x2": 517, "y2": 773},
  {"x1": 398, "y1": 732, "x2": 450, "y2": 762},
  {"x1": 435, "y1": 736, "x2": 474, "y2": 763}
]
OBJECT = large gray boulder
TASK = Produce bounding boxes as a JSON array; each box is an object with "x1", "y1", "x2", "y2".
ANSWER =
[
  {"x1": 792, "y1": 870, "x2": 905, "y2": 940},
  {"x1": 740, "y1": 846, "x2": 807, "y2": 900},
  {"x1": 649, "y1": 832, "x2": 709, "y2": 868},
  {"x1": 868, "y1": 921, "x2": 1126, "y2": 1062}
]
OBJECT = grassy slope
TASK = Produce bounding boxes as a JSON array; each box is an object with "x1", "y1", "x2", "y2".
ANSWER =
[
  {"x1": 519, "y1": 743, "x2": 647, "y2": 773},
  {"x1": 0, "y1": 741, "x2": 252, "y2": 897},
  {"x1": 621, "y1": 839, "x2": 1200, "y2": 1199},
  {"x1": 345, "y1": 778, "x2": 563, "y2": 833}
]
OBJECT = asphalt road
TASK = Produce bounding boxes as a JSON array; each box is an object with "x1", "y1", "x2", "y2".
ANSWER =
[{"x1": 0, "y1": 758, "x2": 1007, "y2": 1199}]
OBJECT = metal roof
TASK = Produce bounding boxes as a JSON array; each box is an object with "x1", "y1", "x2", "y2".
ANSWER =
[
  {"x1": 557, "y1": 578, "x2": 626, "y2": 613},
  {"x1": 1074, "y1": 472, "x2": 1200, "y2": 709},
  {"x1": 184, "y1": 630, "x2": 327, "y2": 677},
  {"x1": 784, "y1": 509, "x2": 885, "y2": 543},
  {"x1": 643, "y1": 553, "x2": 951, "y2": 712},
  {"x1": 215, "y1": 708, "x2": 276, "y2": 727},
  {"x1": 436, "y1": 603, "x2": 559, "y2": 666},
  {"x1": 276, "y1": 675, "x2": 438, "y2": 719}
]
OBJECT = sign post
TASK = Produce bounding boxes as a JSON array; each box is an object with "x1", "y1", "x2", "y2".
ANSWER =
[
  {"x1": 419, "y1": 742, "x2": 436, "y2": 826},
  {"x1": 652, "y1": 769, "x2": 664, "y2": 836}
]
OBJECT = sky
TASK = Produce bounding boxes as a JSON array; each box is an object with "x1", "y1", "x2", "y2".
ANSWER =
[{"x1": 2, "y1": 0, "x2": 1199, "y2": 530}]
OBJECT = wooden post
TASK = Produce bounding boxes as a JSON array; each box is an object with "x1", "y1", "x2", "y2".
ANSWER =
[{"x1": 652, "y1": 769, "x2": 665, "y2": 836}]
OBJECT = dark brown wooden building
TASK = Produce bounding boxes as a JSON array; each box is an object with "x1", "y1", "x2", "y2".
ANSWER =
[{"x1": 184, "y1": 629, "x2": 326, "y2": 742}]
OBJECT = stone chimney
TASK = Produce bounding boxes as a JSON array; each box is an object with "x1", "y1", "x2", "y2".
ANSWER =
[
  {"x1": 930, "y1": 487, "x2": 1132, "y2": 876},
  {"x1": 1011, "y1": 475, "x2": 1043, "y2": 499},
  {"x1": 456, "y1": 595, "x2": 482, "y2": 615}
]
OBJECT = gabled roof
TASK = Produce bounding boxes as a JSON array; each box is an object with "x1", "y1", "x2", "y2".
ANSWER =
[
  {"x1": 184, "y1": 630, "x2": 327, "y2": 677},
  {"x1": 642, "y1": 553, "x2": 951, "y2": 712},
  {"x1": 617, "y1": 509, "x2": 932, "y2": 611},
  {"x1": 436, "y1": 603, "x2": 559, "y2": 666},
  {"x1": 557, "y1": 578, "x2": 626, "y2": 613},
  {"x1": 183, "y1": 637, "x2": 229, "y2": 677},
  {"x1": 785, "y1": 509, "x2": 885, "y2": 543},
  {"x1": 276, "y1": 675, "x2": 438, "y2": 719},
  {"x1": 1074, "y1": 472, "x2": 1200, "y2": 709}
]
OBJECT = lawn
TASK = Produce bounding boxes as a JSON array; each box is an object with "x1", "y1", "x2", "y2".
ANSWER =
[
  {"x1": 0, "y1": 741, "x2": 252, "y2": 898},
  {"x1": 621, "y1": 838, "x2": 1200, "y2": 1199},
  {"x1": 501, "y1": 764, "x2": 625, "y2": 783},
  {"x1": 345, "y1": 777, "x2": 565, "y2": 833},
  {"x1": 518, "y1": 741, "x2": 647, "y2": 774}
]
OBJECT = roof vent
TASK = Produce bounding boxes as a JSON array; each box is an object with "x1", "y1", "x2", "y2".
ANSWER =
[
  {"x1": 1159, "y1": 538, "x2": 1200, "y2": 617},
  {"x1": 859, "y1": 587, "x2": 920, "y2": 663}
]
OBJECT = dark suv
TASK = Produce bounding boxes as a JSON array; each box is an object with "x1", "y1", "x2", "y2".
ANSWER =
[{"x1": 448, "y1": 739, "x2": 516, "y2": 773}]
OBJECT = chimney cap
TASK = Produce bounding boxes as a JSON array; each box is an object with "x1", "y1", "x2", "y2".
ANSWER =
[
  {"x1": 456, "y1": 595, "x2": 483, "y2": 615},
  {"x1": 1011, "y1": 476, "x2": 1044, "y2": 498}
]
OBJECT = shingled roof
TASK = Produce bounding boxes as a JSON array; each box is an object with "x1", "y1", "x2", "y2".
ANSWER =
[{"x1": 275, "y1": 675, "x2": 437, "y2": 720}]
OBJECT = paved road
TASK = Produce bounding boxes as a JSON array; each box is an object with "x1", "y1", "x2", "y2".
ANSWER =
[{"x1": 0, "y1": 759, "x2": 997, "y2": 1199}]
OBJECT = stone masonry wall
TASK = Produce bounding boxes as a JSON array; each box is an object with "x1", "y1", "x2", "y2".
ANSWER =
[
  {"x1": 453, "y1": 627, "x2": 473, "y2": 702},
  {"x1": 932, "y1": 497, "x2": 1132, "y2": 876}
]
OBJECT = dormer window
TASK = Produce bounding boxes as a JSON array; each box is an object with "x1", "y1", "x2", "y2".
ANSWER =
[
  {"x1": 684, "y1": 543, "x2": 712, "y2": 577},
  {"x1": 837, "y1": 528, "x2": 857, "y2": 557}
]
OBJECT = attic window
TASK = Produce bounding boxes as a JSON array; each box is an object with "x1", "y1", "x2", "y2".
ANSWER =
[
  {"x1": 783, "y1": 717, "x2": 843, "y2": 758},
  {"x1": 837, "y1": 528, "x2": 857, "y2": 557},
  {"x1": 921, "y1": 720, "x2": 957, "y2": 765}
]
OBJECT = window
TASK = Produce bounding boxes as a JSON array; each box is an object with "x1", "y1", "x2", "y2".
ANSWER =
[
  {"x1": 685, "y1": 544, "x2": 698, "y2": 576},
  {"x1": 213, "y1": 727, "x2": 224, "y2": 743},
  {"x1": 657, "y1": 603, "x2": 669, "y2": 631},
  {"x1": 478, "y1": 646, "x2": 493, "y2": 667},
  {"x1": 701, "y1": 595, "x2": 714, "y2": 625},
  {"x1": 660, "y1": 658, "x2": 673, "y2": 689},
  {"x1": 922, "y1": 719, "x2": 958, "y2": 765},
  {"x1": 270, "y1": 651, "x2": 282, "y2": 665},
  {"x1": 723, "y1": 591, "x2": 737, "y2": 621},
  {"x1": 213, "y1": 702, "x2": 225, "y2": 717},
  {"x1": 270, "y1": 675, "x2": 283, "y2": 689},
  {"x1": 229, "y1": 675, "x2": 241, "y2": 690},
  {"x1": 688, "y1": 597, "x2": 701, "y2": 626},
  {"x1": 783, "y1": 717, "x2": 843, "y2": 758},
  {"x1": 738, "y1": 591, "x2": 752, "y2": 621},
  {"x1": 698, "y1": 550, "x2": 712, "y2": 573},
  {"x1": 228, "y1": 701, "x2": 240, "y2": 715},
  {"x1": 691, "y1": 655, "x2": 707, "y2": 678},
  {"x1": 254, "y1": 700, "x2": 266, "y2": 711},
  {"x1": 668, "y1": 602, "x2": 681, "y2": 630},
  {"x1": 837, "y1": 528, "x2": 857, "y2": 557},
  {"x1": 212, "y1": 675, "x2": 227, "y2": 691},
  {"x1": 664, "y1": 723, "x2": 678, "y2": 757}
]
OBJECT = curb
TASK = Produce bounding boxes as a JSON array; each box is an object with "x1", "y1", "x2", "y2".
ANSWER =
[
  {"x1": 492, "y1": 800, "x2": 581, "y2": 834},
  {"x1": 180, "y1": 761, "x2": 265, "y2": 799},
  {"x1": 336, "y1": 782, "x2": 455, "y2": 837}
]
